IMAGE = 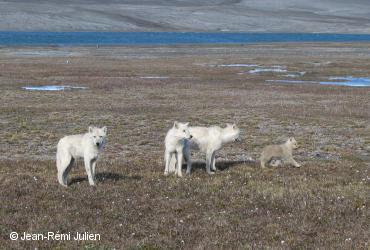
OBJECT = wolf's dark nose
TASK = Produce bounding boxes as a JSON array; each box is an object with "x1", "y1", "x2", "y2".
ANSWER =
[
  {"x1": 96, "y1": 142, "x2": 100, "y2": 147},
  {"x1": 190, "y1": 135, "x2": 193, "y2": 139}
]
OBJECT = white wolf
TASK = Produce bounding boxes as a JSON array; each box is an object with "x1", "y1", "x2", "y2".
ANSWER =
[
  {"x1": 260, "y1": 137, "x2": 300, "y2": 168},
  {"x1": 179, "y1": 124, "x2": 240, "y2": 175},
  {"x1": 56, "y1": 126, "x2": 107, "y2": 187},
  {"x1": 164, "y1": 121, "x2": 192, "y2": 177}
]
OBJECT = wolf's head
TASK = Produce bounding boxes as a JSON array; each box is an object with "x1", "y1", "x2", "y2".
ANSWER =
[
  {"x1": 172, "y1": 121, "x2": 192, "y2": 140},
  {"x1": 286, "y1": 137, "x2": 298, "y2": 149},
  {"x1": 88, "y1": 126, "x2": 107, "y2": 148},
  {"x1": 222, "y1": 123, "x2": 240, "y2": 143}
]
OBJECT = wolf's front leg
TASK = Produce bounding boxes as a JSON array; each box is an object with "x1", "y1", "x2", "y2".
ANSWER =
[
  {"x1": 291, "y1": 158, "x2": 301, "y2": 168},
  {"x1": 176, "y1": 151, "x2": 183, "y2": 177},
  {"x1": 206, "y1": 150, "x2": 215, "y2": 175},
  {"x1": 184, "y1": 144, "x2": 192, "y2": 175},
  {"x1": 210, "y1": 151, "x2": 217, "y2": 171},
  {"x1": 91, "y1": 159, "x2": 97, "y2": 181},
  {"x1": 168, "y1": 155, "x2": 176, "y2": 173},
  {"x1": 84, "y1": 157, "x2": 96, "y2": 186},
  {"x1": 164, "y1": 151, "x2": 171, "y2": 176},
  {"x1": 186, "y1": 158, "x2": 192, "y2": 175},
  {"x1": 287, "y1": 157, "x2": 301, "y2": 168}
]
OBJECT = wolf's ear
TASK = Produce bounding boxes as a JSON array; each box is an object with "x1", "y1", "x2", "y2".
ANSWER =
[
  {"x1": 173, "y1": 121, "x2": 179, "y2": 129},
  {"x1": 184, "y1": 122, "x2": 189, "y2": 127},
  {"x1": 232, "y1": 123, "x2": 237, "y2": 129},
  {"x1": 226, "y1": 123, "x2": 232, "y2": 127},
  {"x1": 102, "y1": 126, "x2": 107, "y2": 134},
  {"x1": 89, "y1": 126, "x2": 94, "y2": 133}
]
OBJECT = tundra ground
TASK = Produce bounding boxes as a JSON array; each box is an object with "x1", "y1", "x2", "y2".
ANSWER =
[{"x1": 0, "y1": 44, "x2": 369, "y2": 249}]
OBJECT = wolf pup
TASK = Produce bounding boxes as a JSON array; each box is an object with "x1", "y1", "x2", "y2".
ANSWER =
[
  {"x1": 164, "y1": 121, "x2": 192, "y2": 177},
  {"x1": 183, "y1": 124, "x2": 240, "y2": 175},
  {"x1": 56, "y1": 126, "x2": 107, "y2": 187},
  {"x1": 260, "y1": 137, "x2": 300, "y2": 168}
]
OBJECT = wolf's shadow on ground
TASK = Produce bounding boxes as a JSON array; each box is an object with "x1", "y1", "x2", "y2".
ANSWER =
[
  {"x1": 69, "y1": 160, "x2": 256, "y2": 185},
  {"x1": 184, "y1": 160, "x2": 256, "y2": 172},
  {"x1": 70, "y1": 172, "x2": 141, "y2": 185}
]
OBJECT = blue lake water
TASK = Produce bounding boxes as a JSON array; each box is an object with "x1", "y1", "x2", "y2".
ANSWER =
[
  {"x1": 22, "y1": 85, "x2": 87, "y2": 91},
  {"x1": 320, "y1": 77, "x2": 370, "y2": 87},
  {"x1": 266, "y1": 77, "x2": 370, "y2": 87},
  {"x1": 2, "y1": 32, "x2": 370, "y2": 46}
]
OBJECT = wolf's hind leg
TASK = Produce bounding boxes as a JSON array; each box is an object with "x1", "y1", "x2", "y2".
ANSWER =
[
  {"x1": 260, "y1": 156, "x2": 268, "y2": 169},
  {"x1": 57, "y1": 152, "x2": 74, "y2": 187},
  {"x1": 62, "y1": 158, "x2": 74, "y2": 186}
]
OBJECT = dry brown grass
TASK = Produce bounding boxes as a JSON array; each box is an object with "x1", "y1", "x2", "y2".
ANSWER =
[{"x1": 0, "y1": 43, "x2": 369, "y2": 249}]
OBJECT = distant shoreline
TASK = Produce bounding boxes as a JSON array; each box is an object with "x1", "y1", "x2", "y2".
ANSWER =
[{"x1": 2, "y1": 32, "x2": 370, "y2": 46}]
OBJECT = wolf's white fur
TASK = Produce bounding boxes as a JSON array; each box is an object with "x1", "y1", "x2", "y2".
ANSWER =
[
  {"x1": 164, "y1": 121, "x2": 192, "y2": 177},
  {"x1": 56, "y1": 126, "x2": 107, "y2": 187},
  {"x1": 260, "y1": 137, "x2": 300, "y2": 168},
  {"x1": 181, "y1": 124, "x2": 240, "y2": 175}
]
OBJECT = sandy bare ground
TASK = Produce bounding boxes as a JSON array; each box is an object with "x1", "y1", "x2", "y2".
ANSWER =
[
  {"x1": 0, "y1": 43, "x2": 369, "y2": 249},
  {"x1": 0, "y1": 0, "x2": 370, "y2": 33}
]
